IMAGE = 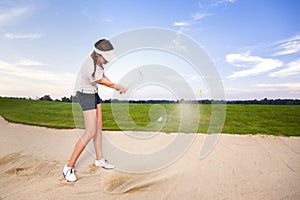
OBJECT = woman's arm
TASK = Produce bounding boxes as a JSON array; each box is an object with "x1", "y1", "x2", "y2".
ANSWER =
[{"x1": 97, "y1": 74, "x2": 127, "y2": 94}]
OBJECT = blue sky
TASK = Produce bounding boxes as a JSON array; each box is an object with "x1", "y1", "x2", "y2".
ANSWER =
[{"x1": 0, "y1": 0, "x2": 299, "y2": 100}]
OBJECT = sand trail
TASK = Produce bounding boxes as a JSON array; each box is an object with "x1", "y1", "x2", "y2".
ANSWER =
[{"x1": 101, "y1": 169, "x2": 180, "y2": 195}]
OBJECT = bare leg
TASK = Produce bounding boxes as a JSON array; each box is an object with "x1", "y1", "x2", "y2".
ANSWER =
[
  {"x1": 67, "y1": 109, "x2": 97, "y2": 167},
  {"x1": 93, "y1": 104, "x2": 103, "y2": 160}
]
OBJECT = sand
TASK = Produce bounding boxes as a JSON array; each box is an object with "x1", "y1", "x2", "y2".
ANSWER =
[{"x1": 0, "y1": 116, "x2": 299, "y2": 200}]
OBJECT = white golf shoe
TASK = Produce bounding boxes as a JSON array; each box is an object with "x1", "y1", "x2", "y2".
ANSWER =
[
  {"x1": 63, "y1": 165, "x2": 77, "y2": 182},
  {"x1": 95, "y1": 159, "x2": 115, "y2": 169}
]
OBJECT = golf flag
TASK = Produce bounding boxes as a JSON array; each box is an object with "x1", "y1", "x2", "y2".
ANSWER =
[{"x1": 199, "y1": 89, "x2": 202, "y2": 95}]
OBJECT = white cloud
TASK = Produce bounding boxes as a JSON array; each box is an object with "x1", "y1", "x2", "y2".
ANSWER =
[
  {"x1": 269, "y1": 59, "x2": 300, "y2": 77},
  {"x1": 0, "y1": 75, "x2": 74, "y2": 99},
  {"x1": 0, "y1": 59, "x2": 76, "y2": 98},
  {"x1": 3, "y1": 33, "x2": 42, "y2": 40},
  {"x1": 0, "y1": 59, "x2": 74, "y2": 81},
  {"x1": 211, "y1": 0, "x2": 236, "y2": 7},
  {"x1": 0, "y1": 7, "x2": 29, "y2": 25},
  {"x1": 16, "y1": 58, "x2": 45, "y2": 66},
  {"x1": 192, "y1": 13, "x2": 211, "y2": 21},
  {"x1": 226, "y1": 51, "x2": 283, "y2": 78},
  {"x1": 173, "y1": 12, "x2": 210, "y2": 27},
  {"x1": 255, "y1": 82, "x2": 300, "y2": 91},
  {"x1": 273, "y1": 34, "x2": 300, "y2": 56},
  {"x1": 173, "y1": 21, "x2": 190, "y2": 27}
]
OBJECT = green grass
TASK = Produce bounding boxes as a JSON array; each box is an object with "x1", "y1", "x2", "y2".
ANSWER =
[
  {"x1": 223, "y1": 105, "x2": 300, "y2": 136},
  {"x1": 0, "y1": 97, "x2": 74, "y2": 129},
  {"x1": 0, "y1": 97, "x2": 299, "y2": 136}
]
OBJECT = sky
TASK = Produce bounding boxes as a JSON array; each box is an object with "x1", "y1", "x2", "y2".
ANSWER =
[{"x1": 0, "y1": 0, "x2": 299, "y2": 100}]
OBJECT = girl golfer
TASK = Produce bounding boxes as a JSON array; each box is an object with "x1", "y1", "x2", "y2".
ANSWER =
[{"x1": 63, "y1": 39, "x2": 126, "y2": 182}]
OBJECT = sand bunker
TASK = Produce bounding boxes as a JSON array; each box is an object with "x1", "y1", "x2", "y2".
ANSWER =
[{"x1": 0, "y1": 116, "x2": 299, "y2": 199}]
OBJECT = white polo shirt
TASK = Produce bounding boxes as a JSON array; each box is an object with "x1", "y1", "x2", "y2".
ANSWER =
[{"x1": 77, "y1": 55, "x2": 104, "y2": 93}]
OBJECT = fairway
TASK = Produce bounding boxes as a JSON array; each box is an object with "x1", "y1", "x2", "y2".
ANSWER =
[{"x1": 0, "y1": 97, "x2": 299, "y2": 136}]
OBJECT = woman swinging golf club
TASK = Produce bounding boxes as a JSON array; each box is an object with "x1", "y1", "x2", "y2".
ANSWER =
[{"x1": 63, "y1": 39, "x2": 127, "y2": 182}]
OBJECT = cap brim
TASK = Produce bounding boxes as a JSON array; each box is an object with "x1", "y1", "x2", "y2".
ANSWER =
[{"x1": 100, "y1": 50, "x2": 115, "y2": 62}]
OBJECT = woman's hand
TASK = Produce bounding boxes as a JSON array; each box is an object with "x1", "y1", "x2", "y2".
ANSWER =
[{"x1": 115, "y1": 85, "x2": 127, "y2": 94}]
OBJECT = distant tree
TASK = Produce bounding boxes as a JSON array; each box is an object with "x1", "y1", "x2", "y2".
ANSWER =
[
  {"x1": 61, "y1": 96, "x2": 71, "y2": 102},
  {"x1": 39, "y1": 95, "x2": 53, "y2": 101},
  {"x1": 103, "y1": 99, "x2": 111, "y2": 103}
]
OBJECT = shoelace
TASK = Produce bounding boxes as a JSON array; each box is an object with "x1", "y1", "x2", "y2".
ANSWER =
[
  {"x1": 66, "y1": 167, "x2": 74, "y2": 176},
  {"x1": 103, "y1": 159, "x2": 108, "y2": 164}
]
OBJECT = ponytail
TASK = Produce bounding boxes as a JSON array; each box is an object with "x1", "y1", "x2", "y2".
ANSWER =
[
  {"x1": 91, "y1": 51, "x2": 104, "y2": 77},
  {"x1": 91, "y1": 51, "x2": 97, "y2": 77}
]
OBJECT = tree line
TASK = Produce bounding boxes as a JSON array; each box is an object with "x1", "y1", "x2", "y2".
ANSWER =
[
  {"x1": 36, "y1": 95, "x2": 300, "y2": 105},
  {"x1": 38, "y1": 95, "x2": 73, "y2": 102}
]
